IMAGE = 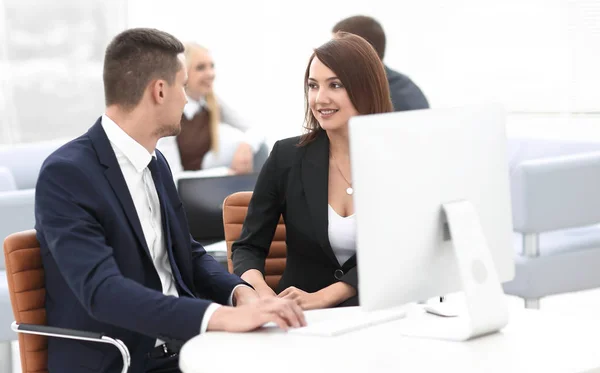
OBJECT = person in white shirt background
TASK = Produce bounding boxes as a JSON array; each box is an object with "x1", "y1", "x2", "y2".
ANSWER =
[{"x1": 158, "y1": 42, "x2": 265, "y2": 175}]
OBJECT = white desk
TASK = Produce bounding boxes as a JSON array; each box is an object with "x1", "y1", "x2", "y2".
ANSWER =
[{"x1": 179, "y1": 306, "x2": 600, "y2": 373}]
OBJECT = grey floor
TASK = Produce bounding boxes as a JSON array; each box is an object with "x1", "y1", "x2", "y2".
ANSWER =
[{"x1": 9, "y1": 288, "x2": 600, "y2": 373}]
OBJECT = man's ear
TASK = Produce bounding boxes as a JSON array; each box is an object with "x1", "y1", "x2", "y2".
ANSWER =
[{"x1": 150, "y1": 80, "x2": 166, "y2": 103}]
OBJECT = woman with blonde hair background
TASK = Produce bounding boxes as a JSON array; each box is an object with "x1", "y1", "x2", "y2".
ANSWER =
[{"x1": 159, "y1": 42, "x2": 265, "y2": 175}]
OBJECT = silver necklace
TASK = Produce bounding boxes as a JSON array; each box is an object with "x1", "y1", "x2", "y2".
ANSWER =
[{"x1": 331, "y1": 152, "x2": 353, "y2": 195}]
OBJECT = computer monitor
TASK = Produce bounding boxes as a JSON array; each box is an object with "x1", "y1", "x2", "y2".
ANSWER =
[
  {"x1": 177, "y1": 173, "x2": 259, "y2": 245},
  {"x1": 348, "y1": 104, "x2": 515, "y2": 341}
]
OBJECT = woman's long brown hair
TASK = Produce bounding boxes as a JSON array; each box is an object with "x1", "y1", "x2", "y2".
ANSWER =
[{"x1": 299, "y1": 32, "x2": 393, "y2": 146}]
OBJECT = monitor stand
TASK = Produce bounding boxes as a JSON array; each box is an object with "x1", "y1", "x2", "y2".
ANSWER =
[{"x1": 395, "y1": 200, "x2": 510, "y2": 341}]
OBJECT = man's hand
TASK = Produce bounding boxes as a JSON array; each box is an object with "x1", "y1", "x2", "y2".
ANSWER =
[
  {"x1": 278, "y1": 286, "x2": 328, "y2": 310},
  {"x1": 207, "y1": 298, "x2": 306, "y2": 332},
  {"x1": 232, "y1": 286, "x2": 260, "y2": 306},
  {"x1": 230, "y1": 142, "x2": 254, "y2": 174}
]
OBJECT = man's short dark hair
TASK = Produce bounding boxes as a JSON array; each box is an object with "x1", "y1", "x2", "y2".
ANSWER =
[
  {"x1": 103, "y1": 28, "x2": 184, "y2": 109},
  {"x1": 332, "y1": 16, "x2": 386, "y2": 60}
]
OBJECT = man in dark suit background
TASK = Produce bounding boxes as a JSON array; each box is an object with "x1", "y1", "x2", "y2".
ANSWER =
[
  {"x1": 34, "y1": 28, "x2": 304, "y2": 373},
  {"x1": 332, "y1": 15, "x2": 430, "y2": 112}
]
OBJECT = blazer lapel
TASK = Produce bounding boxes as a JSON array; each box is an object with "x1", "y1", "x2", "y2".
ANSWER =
[
  {"x1": 301, "y1": 131, "x2": 340, "y2": 266},
  {"x1": 88, "y1": 118, "x2": 152, "y2": 259}
]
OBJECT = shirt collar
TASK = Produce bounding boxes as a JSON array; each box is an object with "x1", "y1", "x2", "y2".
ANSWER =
[
  {"x1": 183, "y1": 94, "x2": 207, "y2": 120},
  {"x1": 101, "y1": 114, "x2": 155, "y2": 173}
]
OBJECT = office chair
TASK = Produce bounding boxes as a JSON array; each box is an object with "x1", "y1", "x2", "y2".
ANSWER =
[
  {"x1": 3, "y1": 230, "x2": 130, "y2": 373},
  {"x1": 222, "y1": 192, "x2": 286, "y2": 290}
]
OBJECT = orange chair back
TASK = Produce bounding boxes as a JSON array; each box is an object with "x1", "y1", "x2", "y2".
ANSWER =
[
  {"x1": 3, "y1": 230, "x2": 48, "y2": 373},
  {"x1": 222, "y1": 192, "x2": 286, "y2": 290}
]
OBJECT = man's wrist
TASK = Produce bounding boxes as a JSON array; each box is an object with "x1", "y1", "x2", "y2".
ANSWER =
[
  {"x1": 200, "y1": 303, "x2": 222, "y2": 333},
  {"x1": 233, "y1": 285, "x2": 259, "y2": 306},
  {"x1": 206, "y1": 306, "x2": 234, "y2": 332}
]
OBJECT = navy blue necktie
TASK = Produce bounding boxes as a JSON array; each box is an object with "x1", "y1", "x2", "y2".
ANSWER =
[{"x1": 147, "y1": 157, "x2": 194, "y2": 297}]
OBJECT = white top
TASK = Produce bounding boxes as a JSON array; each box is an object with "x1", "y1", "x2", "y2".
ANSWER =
[
  {"x1": 327, "y1": 205, "x2": 356, "y2": 265},
  {"x1": 101, "y1": 115, "x2": 220, "y2": 340},
  {"x1": 179, "y1": 306, "x2": 600, "y2": 373}
]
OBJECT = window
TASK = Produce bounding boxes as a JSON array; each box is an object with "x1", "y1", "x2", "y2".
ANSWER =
[{"x1": 0, "y1": 0, "x2": 126, "y2": 144}]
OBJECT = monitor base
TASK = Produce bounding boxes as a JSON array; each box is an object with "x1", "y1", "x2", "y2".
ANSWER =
[{"x1": 396, "y1": 200, "x2": 509, "y2": 341}]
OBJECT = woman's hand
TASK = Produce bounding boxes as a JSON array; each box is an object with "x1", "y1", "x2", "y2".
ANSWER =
[
  {"x1": 241, "y1": 269, "x2": 277, "y2": 300},
  {"x1": 230, "y1": 142, "x2": 254, "y2": 174},
  {"x1": 278, "y1": 282, "x2": 357, "y2": 310},
  {"x1": 278, "y1": 286, "x2": 328, "y2": 310}
]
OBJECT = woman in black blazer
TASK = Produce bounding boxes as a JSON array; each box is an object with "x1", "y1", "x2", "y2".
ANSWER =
[{"x1": 231, "y1": 32, "x2": 393, "y2": 309}]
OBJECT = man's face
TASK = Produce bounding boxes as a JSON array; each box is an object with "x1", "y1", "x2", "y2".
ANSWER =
[{"x1": 157, "y1": 55, "x2": 188, "y2": 137}]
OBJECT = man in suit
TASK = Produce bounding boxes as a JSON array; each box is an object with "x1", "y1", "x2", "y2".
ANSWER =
[
  {"x1": 34, "y1": 28, "x2": 305, "y2": 373},
  {"x1": 332, "y1": 15, "x2": 430, "y2": 112}
]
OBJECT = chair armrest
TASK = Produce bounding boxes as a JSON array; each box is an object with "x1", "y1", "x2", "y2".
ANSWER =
[
  {"x1": 11, "y1": 322, "x2": 130, "y2": 373},
  {"x1": 511, "y1": 151, "x2": 600, "y2": 233},
  {"x1": 14, "y1": 322, "x2": 104, "y2": 339}
]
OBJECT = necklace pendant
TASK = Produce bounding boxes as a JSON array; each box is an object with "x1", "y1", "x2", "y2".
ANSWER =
[{"x1": 346, "y1": 187, "x2": 354, "y2": 195}]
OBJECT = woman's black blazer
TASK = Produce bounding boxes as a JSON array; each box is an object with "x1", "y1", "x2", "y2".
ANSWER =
[{"x1": 231, "y1": 130, "x2": 358, "y2": 300}]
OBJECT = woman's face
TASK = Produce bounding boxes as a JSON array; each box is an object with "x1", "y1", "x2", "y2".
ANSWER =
[
  {"x1": 307, "y1": 57, "x2": 358, "y2": 132},
  {"x1": 185, "y1": 48, "x2": 215, "y2": 99}
]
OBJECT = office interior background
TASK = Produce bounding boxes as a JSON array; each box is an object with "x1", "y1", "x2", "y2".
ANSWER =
[
  {"x1": 2, "y1": 0, "x2": 600, "y2": 371},
  {"x1": 1, "y1": 0, "x2": 599, "y2": 147}
]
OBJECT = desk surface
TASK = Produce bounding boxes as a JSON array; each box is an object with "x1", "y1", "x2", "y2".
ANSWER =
[{"x1": 180, "y1": 306, "x2": 600, "y2": 373}]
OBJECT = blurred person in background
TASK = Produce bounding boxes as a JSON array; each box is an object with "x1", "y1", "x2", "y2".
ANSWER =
[
  {"x1": 158, "y1": 42, "x2": 266, "y2": 175},
  {"x1": 333, "y1": 15, "x2": 429, "y2": 112}
]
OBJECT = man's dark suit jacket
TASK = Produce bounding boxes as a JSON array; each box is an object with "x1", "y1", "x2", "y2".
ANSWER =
[
  {"x1": 34, "y1": 118, "x2": 245, "y2": 373},
  {"x1": 231, "y1": 130, "x2": 358, "y2": 304},
  {"x1": 385, "y1": 65, "x2": 429, "y2": 112}
]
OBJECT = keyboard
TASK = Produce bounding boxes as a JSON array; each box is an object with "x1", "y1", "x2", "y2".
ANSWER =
[{"x1": 287, "y1": 307, "x2": 407, "y2": 337}]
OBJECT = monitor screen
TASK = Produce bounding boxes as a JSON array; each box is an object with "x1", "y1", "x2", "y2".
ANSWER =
[{"x1": 178, "y1": 173, "x2": 259, "y2": 244}]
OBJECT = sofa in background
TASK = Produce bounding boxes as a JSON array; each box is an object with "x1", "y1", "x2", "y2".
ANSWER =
[{"x1": 504, "y1": 137, "x2": 600, "y2": 308}]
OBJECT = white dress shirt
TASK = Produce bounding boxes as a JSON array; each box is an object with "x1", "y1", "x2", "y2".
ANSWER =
[{"x1": 101, "y1": 115, "x2": 223, "y2": 344}]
